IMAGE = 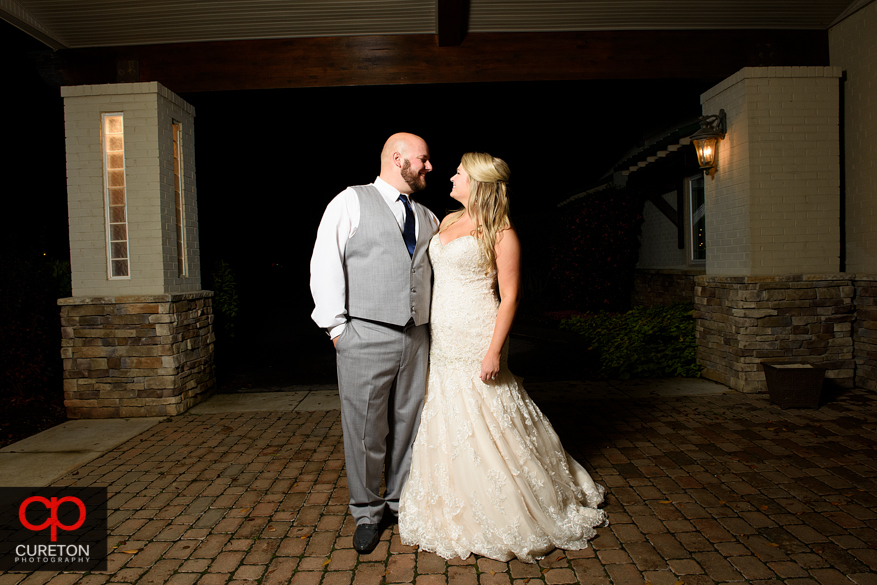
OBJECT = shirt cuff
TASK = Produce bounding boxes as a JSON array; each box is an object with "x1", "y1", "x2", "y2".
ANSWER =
[{"x1": 328, "y1": 322, "x2": 347, "y2": 340}]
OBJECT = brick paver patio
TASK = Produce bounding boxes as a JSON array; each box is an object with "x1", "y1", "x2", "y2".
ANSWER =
[{"x1": 2, "y1": 381, "x2": 875, "y2": 585}]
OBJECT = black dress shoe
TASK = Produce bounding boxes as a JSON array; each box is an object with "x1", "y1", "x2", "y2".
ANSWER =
[{"x1": 353, "y1": 523, "x2": 381, "y2": 554}]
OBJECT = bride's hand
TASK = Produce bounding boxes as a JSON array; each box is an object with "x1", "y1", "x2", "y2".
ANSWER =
[{"x1": 480, "y1": 351, "x2": 501, "y2": 383}]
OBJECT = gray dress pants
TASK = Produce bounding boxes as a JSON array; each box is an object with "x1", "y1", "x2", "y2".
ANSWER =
[{"x1": 335, "y1": 317, "x2": 428, "y2": 525}]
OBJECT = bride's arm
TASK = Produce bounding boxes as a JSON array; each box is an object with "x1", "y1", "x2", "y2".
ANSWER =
[{"x1": 480, "y1": 228, "x2": 521, "y2": 382}]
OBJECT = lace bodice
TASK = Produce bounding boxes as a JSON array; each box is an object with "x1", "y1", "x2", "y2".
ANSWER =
[{"x1": 428, "y1": 235, "x2": 507, "y2": 372}]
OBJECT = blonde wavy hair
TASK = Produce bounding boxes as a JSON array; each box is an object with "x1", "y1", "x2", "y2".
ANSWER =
[{"x1": 441, "y1": 152, "x2": 511, "y2": 271}]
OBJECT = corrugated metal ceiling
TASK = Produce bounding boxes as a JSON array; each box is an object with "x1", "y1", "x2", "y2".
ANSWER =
[
  {"x1": 469, "y1": 0, "x2": 855, "y2": 31},
  {"x1": 1, "y1": 0, "x2": 862, "y2": 49},
  {"x1": 8, "y1": 0, "x2": 436, "y2": 47}
]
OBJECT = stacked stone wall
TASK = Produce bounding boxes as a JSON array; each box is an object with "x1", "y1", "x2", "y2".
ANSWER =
[
  {"x1": 855, "y1": 276, "x2": 877, "y2": 391},
  {"x1": 59, "y1": 291, "x2": 215, "y2": 418},
  {"x1": 633, "y1": 269, "x2": 704, "y2": 307},
  {"x1": 695, "y1": 275, "x2": 855, "y2": 392}
]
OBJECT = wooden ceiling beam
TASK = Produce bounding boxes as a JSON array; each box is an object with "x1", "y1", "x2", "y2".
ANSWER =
[{"x1": 32, "y1": 29, "x2": 829, "y2": 93}]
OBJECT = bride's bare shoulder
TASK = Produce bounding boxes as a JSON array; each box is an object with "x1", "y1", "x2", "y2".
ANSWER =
[{"x1": 495, "y1": 226, "x2": 519, "y2": 246}]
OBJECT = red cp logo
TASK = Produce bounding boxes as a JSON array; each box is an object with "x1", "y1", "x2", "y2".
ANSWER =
[{"x1": 19, "y1": 496, "x2": 87, "y2": 542}]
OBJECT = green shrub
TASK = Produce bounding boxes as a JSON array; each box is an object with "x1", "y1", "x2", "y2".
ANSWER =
[
  {"x1": 560, "y1": 302, "x2": 702, "y2": 379},
  {"x1": 209, "y1": 260, "x2": 239, "y2": 341},
  {"x1": 50, "y1": 260, "x2": 72, "y2": 298}
]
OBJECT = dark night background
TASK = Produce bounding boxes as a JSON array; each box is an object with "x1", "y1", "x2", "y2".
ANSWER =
[{"x1": 1, "y1": 18, "x2": 713, "y2": 393}]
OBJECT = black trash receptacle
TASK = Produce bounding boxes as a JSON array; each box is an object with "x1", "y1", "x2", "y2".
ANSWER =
[{"x1": 762, "y1": 363, "x2": 825, "y2": 409}]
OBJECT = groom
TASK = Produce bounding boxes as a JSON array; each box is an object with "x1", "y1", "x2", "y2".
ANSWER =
[{"x1": 310, "y1": 133, "x2": 438, "y2": 554}]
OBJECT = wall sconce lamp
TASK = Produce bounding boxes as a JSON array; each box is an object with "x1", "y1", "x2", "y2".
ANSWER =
[{"x1": 690, "y1": 109, "x2": 726, "y2": 169}]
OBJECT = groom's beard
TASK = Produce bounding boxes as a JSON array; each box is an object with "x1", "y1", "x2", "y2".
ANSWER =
[{"x1": 401, "y1": 159, "x2": 427, "y2": 192}]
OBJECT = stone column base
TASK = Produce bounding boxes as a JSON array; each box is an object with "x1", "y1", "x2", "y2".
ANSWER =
[
  {"x1": 855, "y1": 276, "x2": 877, "y2": 391},
  {"x1": 695, "y1": 275, "x2": 855, "y2": 393},
  {"x1": 59, "y1": 292, "x2": 216, "y2": 418}
]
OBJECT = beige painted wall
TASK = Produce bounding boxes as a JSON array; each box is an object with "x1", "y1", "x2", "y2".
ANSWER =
[
  {"x1": 701, "y1": 67, "x2": 842, "y2": 276},
  {"x1": 62, "y1": 82, "x2": 201, "y2": 296},
  {"x1": 637, "y1": 190, "x2": 688, "y2": 269},
  {"x1": 701, "y1": 71, "x2": 752, "y2": 275},
  {"x1": 830, "y1": 1, "x2": 877, "y2": 273}
]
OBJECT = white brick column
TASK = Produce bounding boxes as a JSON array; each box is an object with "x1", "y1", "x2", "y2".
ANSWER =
[
  {"x1": 62, "y1": 82, "x2": 201, "y2": 295},
  {"x1": 700, "y1": 67, "x2": 843, "y2": 276},
  {"x1": 829, "y1": 0, "x2": 877, "y2": 391},
  {"x1": 694, "y1": 67, "x2": 851, "y2": 392},
  {"x1": 830, "y1": 1, "x2": 877, "y2": 275},
  {"x1": 59, "y1": 83, "x2": 215, "y2": 418}
]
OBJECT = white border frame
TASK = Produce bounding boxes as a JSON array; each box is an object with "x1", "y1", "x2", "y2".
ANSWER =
[
  {"x1": 173, "y1": 121, "x2": 188, "y2": 277},
  {"x1": 687, "y1": 173, "x2": 706, "y2": 265},
  {"x1": 102, "y1": 112, "x2": 131, "y2": 280}
]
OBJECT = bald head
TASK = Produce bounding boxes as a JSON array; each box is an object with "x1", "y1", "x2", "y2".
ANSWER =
[{"x1": 379, "y1": 132, "x2": 432, "y2": 194}]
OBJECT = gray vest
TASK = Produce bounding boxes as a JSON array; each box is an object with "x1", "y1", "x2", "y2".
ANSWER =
[{"x1": 345, "y1": 185, "x2": 433, "y2": 326}]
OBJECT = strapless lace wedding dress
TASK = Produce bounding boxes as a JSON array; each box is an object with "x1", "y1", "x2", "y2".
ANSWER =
[{"x1": 398, "y1": 234, "x2": 608, "y2": 562}]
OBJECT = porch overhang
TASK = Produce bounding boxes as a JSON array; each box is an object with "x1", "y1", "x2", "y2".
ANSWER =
[{"x1": 30, "y1": 29, "x2": 832, "y2": 93}]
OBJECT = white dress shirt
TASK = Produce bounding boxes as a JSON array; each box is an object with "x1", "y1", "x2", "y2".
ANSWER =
[{"x1": 310, "y1": 177, "x2": 439, "y2": 339}]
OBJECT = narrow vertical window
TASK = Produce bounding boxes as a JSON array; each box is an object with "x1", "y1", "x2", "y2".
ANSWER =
[
  {"x1": 173, "y1": 122, "x2": 187, "y2": 276},
  {"x1": 103, "y1": 113, "x2": 129, "y2": 278},
  {"x1": 689, "y1": 174, "x2": 706, "y2": 262}
]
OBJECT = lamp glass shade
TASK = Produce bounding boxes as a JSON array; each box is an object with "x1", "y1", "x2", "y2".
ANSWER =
[{"x1": 692, "y1": 136, "x2": 719, "y2": 168}]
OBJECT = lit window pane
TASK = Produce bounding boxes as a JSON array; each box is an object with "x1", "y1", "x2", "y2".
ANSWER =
[
  {"x1": 108, "y1": 170, "x2": 125, "y2": 187},
  {"x1": 110, "y1": 224, "x2": 127, "y2": 241},
  {"x1": 112, "y1": 260, "x2": 129, "y2": 277},
  {"x1": 107, "y1": 153, "x2": 124, "y2": 169},
  {"x1": 111, "y1": 241, "x2": 128, "y2": 260},
  {"x1": 109, "y1": 206, "x2": 126, "y2": 223},
  {"x1": 106, "y1": 116, "x2": 122, "y2": 134},
  {"x1": 173, "y1": 122, "x2": 187, "y2": 277},
  {"x1": 103, "y1": 113, "x2": 130, "y2": 279},
  {"x1": 108, "y1": 188, "x2": 126, "y2": 205}
]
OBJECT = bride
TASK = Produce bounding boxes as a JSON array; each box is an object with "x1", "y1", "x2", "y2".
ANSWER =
[{"x1": 398, "y1": 152, "x2": 608, "y2": 562}]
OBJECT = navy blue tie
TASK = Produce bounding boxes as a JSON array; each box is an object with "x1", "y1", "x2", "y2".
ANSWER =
[{"x1": 399, "y1": 195, "x2": 416, "y2": 258}]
